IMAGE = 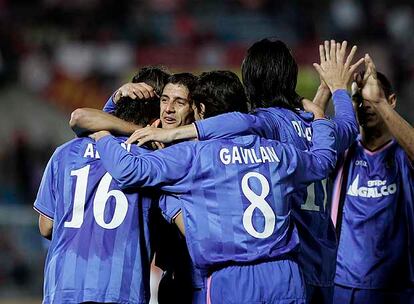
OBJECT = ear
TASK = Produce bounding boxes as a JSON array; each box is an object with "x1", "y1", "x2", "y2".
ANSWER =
[
  {"x1": 199, "y1": 103, "x2": 206, "y2": 120},
  {"x1": 388, "y1": 93, "x2": 397, "y2": 109}
]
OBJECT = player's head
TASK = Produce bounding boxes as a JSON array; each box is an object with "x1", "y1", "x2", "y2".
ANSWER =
[
  {"x1": 114, "y1": 66, "x2": 169, "y2": 127},
  {"x1": 114, "y1": 96, "x2": 159, "y2": 127},
  {"x1": 190, "y1": 70, "x2": 249, "y2": 119},
  {"x1": 131, "y1": 66, "x2": 170, "y2": 97},
  {"x1": 241, "y1": 38, "x2": 301, "y2": 110},
  {"x1": 352, "y1": 71, "x2": 396, "y2": 130},
  {"x1": 160, "y1": 73, "x2": 198, "y2": 129}
]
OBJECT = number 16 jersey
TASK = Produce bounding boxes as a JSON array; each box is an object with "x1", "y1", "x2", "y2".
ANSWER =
[{"x1": 34, "y1": 137, "x2": 155, "y2": 304}]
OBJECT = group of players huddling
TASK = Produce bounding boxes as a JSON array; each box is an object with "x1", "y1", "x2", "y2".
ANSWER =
[{"x1": 34, "y1": 38, "x2": 414, "y2": 304}]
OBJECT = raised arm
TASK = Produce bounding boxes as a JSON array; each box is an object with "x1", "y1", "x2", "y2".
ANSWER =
[
  {"x1": 69, "y1": 108, "x2": 140, "y2": 137},
  {"x1": 313, "y1": 40, "x2": 364, "y2": 153},
  {"x1": 287, "y1": 118, "x2": 337, "y2": 185},
  {"x1": 103, "y1": 82, "x2": 157, "y2": 113},
  {"x1": 362, "y1": 54, "x2": 414, "y2": 161},
  {"x1": 71, "y1": 82, "x2": 157, "y2": 136}
]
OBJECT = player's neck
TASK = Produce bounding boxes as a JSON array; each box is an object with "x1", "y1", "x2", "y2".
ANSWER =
[{"x1": 360, "y1": 125, "x2": 392, "y2": 151}]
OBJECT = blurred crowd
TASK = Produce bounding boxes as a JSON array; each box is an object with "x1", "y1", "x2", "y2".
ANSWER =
[
  {"x1": 1, "y1": 0, "x2": 413, "y2": 104},
  {"x1": 0, "y1": 0, "x2": 413, "y2": 299}
]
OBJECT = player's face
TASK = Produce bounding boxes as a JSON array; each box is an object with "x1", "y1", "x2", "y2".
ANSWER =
[{"x1": 160, "y1": 83, "x2": 195, "y2": 129}]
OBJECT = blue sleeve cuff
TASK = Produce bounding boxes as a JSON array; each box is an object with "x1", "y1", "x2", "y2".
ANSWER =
[
  {"x1": 332, "y1": 89, "x2": 351, "y2": 100},
  {"x1": 102, "y1": 94, "x2": 117, "y2": 113},
  {"x1": 312, "y1": 118, "x2": 335, "y2": 128},
  {"x1": 194, "y1": 121, "x2": 205, "y2": 140},
  {"x1": 33, "y1": 203, "x2": 54, "y2": 220}
]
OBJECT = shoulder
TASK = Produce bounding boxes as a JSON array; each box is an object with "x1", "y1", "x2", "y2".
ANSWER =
[
  {"x1": 393, "y1": 141, "x2": 413, "y2": 167},
  {"x1": 50, "y1": 138, "x2": 82, "y2": 160}
]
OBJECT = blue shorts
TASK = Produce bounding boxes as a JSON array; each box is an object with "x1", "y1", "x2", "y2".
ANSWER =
[
  {"x1": 334, "y1": 284, "x2": 414, "y2": 304},
  {"x1": 305, "y1": 283, "x2": 333, "y2": 304},
  {"x1": 207, "y1": 260, "x2": 306, "y2": 304}
]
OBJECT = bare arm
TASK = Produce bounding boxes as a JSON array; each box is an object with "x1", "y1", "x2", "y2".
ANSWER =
[
  {"x1": 363, "y1": 55, "x2": 414, "y2": 161},
  {"x1": 39, "y1": 215, "x2": 53, "y2": 240},
  {"x1": 374, "y1": 102, "x2": 414, "y2": 161},
  {"x1": 70, "y1": 108, "x2": 140, "y2": 137},
  {"x1": 173, "y1": 212, "x2": 186, "y2": 236},
  {"x1": 126, "y1": 123, "x2": 198, "y2": 145},
  {"x1": 312, "y1": 84, "x2": 331, "y2": 113}
]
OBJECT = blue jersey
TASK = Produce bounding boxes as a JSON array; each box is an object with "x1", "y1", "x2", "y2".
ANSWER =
[
  {"x1": 335, "y1": 139, "x2": 414, "y2": 289},
  {"x1": 96, "y1": 119, "x2": 337, "y2": 272},
  {"x1": 103, "y1": 94, "x2": 116, "y2": 113},
  {"x1": 193, "y1": 89, "x2": 357, "y2": 285},
  {"x1": 34, "y1": 137, "x2": 155, "y2": 304}
]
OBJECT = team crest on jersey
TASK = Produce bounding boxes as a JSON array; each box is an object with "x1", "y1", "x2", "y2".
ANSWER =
[{"x1": 347, "y1": 174, "x2": 397, "y2": 198}]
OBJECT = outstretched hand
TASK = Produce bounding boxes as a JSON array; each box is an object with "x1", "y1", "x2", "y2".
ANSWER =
[
  {"x1": 313, "y1": 40, "x2": 364, "y2": 93},
  {"x1": 360, "y1": 54, "x2": 387, "y2": 105}
]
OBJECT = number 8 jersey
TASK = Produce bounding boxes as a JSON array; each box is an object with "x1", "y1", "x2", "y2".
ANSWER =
[
  {"x1": 34, "y1": 137, "x2": 156, "y2": 304},
  {"x1": 96, "y1": 119, "x2": 337, "y2": 272}
]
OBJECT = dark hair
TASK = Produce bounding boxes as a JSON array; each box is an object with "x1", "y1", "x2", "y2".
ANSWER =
[
  {"x1": 190, "y1": 70, "x2": 248, "y2": 118},
  {"x1": 166, "y1": 73, "x2": 198, "y2": 103},
  {"x1": 131, "y1": 66, "x2": 170, "y2": 96},
  {"x1": 241, "y1": 38, "x2": 301, "y2": 110},
  {"x1": 112, "y1": 66, "x2": 169, "y2": 126},
  {"x1": 114, "y1": 96, "x2": 159, "y2": 126}
]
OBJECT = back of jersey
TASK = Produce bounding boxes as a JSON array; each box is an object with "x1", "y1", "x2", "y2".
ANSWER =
[
  {"x1": 34, "y1": 137, "x2": 154, "y2": 304},
  {"x1": 182, "y1": 134, "x2": 324, "y2": 271},
  {"x1": 257, "y1": 107, "x2": 337, "y2": 285}
]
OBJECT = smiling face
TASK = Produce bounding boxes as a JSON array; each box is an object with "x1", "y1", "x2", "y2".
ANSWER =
[{"x1": 160, "y1": 83, "x2": 195, "y2": 129}]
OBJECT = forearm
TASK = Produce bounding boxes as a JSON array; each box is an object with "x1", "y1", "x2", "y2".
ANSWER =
[
  {"x1": 374, "y1": 102, "x2": 414, "y2": 161},
  {"x1": 96, "y1": 136, "x2": 191, "y2": 190},
  {"x1": 313, "y1": 84, "x2": 331, "y2": 113},
  {"x1": 96, "y1": 135, "x2": 155, "y2": 188},
  {"x1": 171, "y1": 124, "x2": 198, "y2": 141},
  {"x1": 70, "y1": 108, "x2": 140, "y2": 136},
  {"x1": 310, "y1": 119, "x2": 338, "y2": 174},
  {"x1": 289, "y1": 119, "x2": 337, "y2": 184},
  {"x1": 331, "y1": 89, "x2": 358, "y2": 153}
]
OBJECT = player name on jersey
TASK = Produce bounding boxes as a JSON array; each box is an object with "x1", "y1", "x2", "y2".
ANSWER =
[
  {"x1": 83, "y1": 142, "x2": 131, "y2": 159},
  {"x1": 219, "y1": 146, "x2": 280, "y2": 165}
]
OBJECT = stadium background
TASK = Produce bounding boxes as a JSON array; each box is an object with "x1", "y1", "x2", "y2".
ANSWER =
[{"x1": 0, "y1": 0, "x2": 413, "y2": 303}]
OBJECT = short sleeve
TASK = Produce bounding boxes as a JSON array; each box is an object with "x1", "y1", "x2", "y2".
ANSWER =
[
  {"x1": 158, "y1": 194, "x2": 182, "y2": 223},
  {"x1": 33, "y1": 154, "x2": 58, "y2": 220}
]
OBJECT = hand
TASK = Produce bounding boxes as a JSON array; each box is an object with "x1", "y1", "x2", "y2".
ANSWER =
[
  {"x1": 113, "y1": 82, "x2": 158, "y2": 103},
  {"x1": 313, "y1": 40, "x2": 364, "y2": 93},
  {"x1": 126, "y1": 126, "x2": 176, "y2": 146},
  {"x1": 89, "y1": 130, "x2": 111, "y2": 141},
  {"x1": 360, "y1": 54, "x2": 387, "y2": 105},
  {"x1": 302, "y1": 99, "x2": 325, "y2": 120}
]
